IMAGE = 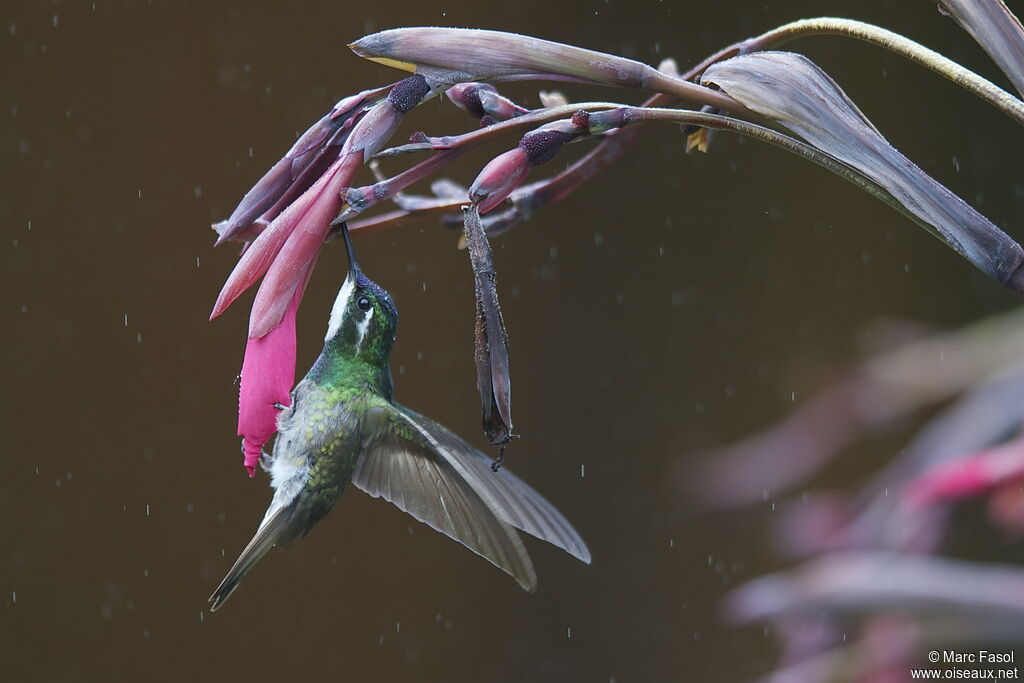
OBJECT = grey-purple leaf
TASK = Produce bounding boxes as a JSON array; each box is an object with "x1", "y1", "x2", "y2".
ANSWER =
[
  {"x1": 351, "y1": 27, "x2": 658, "y2": 86},
  {"x1": 462, "y1": 204, "x2": 514, "y2": 446},
  {"x1": 724, "y1": 552, "x2": 1024, "y2": 624},
  {"x1": 703, "y1": 51, "x2": 1024, "y2": 293},
  {"x1": 938, "y1": 0, "x2": 1024, "y2": 97},
  {"x1": 349, "y1": 27, "x2": 740, "y2": 113}
]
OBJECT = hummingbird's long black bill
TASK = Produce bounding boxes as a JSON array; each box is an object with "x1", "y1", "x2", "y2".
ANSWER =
[{"x1": 337, "y1": 221, "x2": 362, "y2": 279}]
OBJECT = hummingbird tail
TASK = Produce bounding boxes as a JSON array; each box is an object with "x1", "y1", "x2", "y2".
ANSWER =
[{"x1": 209, "y1": 503, "x2": 296, "y2": 611}]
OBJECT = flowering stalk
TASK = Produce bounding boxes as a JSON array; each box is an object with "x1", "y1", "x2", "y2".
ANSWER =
[{"x1": 211, "y1": 16, "x2": 1024, "y2": 481}]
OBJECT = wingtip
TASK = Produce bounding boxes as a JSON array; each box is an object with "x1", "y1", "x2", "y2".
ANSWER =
[
  {"x1": 516, "y1": 569, "x2": 538, "y2": 593},
  {"x1": 208, "y1": 582, "x2": 237, "y2": 612}
]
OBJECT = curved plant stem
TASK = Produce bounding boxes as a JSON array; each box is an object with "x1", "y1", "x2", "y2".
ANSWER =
[
  {"x1": 738, "y1": 18, "x2": 1024, "y2": 125},
  {"x1": 350, "y1": 104, "x2": 940, "y2": 247}
]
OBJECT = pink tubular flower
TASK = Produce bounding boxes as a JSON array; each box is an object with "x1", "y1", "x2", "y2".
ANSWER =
[
  {"x1": 210, "y1": 150, "x2": 362, "y2": 325},
  {"x1": 237, "y1": 262, "x2": 312, "y2": 477},
  {"x1": 904, "y1": 436, "x2": 1024, "y2": 507},
  {"x1": 211, "y1": 75, "x2": 436, "y2": 475}
]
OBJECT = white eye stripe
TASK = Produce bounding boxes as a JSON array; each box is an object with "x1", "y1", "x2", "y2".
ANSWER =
[{"x1": 325, "y1": 277, "x2": 356, "y2": 341}]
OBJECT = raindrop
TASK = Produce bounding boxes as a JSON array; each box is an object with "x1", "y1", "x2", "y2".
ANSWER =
[
  {"x1": 52, "y1": 14, "x2": 58, "y2": 28},
  {"x1": 137, "y1": 333, "x2": 142, "y2": 344},
  {"x1": 194, "y1": 185, "x2": 202, "y2": 198},
  {"x1": 146, "y1": 504, "x2": 150, "y2": 516},
  {"x1": 580, "y1": 464, "x2": 585, "y2": 478},
  {"x1": 11, "y1": 591, "x2": 16, "y2": 604},
  {"x1": 396, "y1": 621, "x2": 400, "y2": 633},
  {"x1": 199, "y1": 611, "x2": 204, "y2": 622},
  {"x1": 593, "y1": 232, "x2": 604, "y2": 247},
  {"x1": 124, "y1": 314, "x2": 128, "y2": 327}
]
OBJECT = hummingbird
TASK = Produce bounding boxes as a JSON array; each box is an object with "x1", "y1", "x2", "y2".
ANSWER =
[{"x1": 209, "y1": 224, "x2": 590, "y2": 610}]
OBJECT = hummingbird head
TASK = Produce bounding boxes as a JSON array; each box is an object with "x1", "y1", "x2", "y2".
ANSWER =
[{"x1": 323, "y1": 224, "x2": 398, "y2": 364}]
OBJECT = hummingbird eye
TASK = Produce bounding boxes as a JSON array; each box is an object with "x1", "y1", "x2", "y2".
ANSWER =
[{"x1": 356, "y1": 296, "x2": 372, "y2": 312}]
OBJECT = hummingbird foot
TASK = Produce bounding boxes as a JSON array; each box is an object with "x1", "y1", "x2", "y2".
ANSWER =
[
  {"x1": 491, "y1": 446, "x2": 506, "y2": 472},
  {"x1": 259, "y1": 450, "x2": 274, "y2": 473}
]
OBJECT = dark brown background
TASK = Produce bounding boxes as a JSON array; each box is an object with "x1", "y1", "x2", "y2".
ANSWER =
[{"x1": 3, "y1": 1, "x2": 1023, "y2": 680}]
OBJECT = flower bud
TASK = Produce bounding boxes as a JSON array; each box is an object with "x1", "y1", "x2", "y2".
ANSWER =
[{"x1": 468, "y1": 147, "x2": 531, "y2": 214}]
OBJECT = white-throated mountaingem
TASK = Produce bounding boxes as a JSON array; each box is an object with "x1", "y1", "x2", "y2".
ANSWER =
[{"x1": 209, "y1": 223, "x2": 590, "y2": 610}]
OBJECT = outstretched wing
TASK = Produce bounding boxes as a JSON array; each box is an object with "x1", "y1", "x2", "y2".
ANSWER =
[
  {"x1": 351, "y1": 403, "x2": 590, "y2": 589},
  {"x1": 352, "y1": 405, "x2": 537, "y2": 591}
]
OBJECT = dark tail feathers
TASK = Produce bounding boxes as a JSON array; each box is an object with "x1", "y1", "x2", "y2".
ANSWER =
[{"x1": 208, "y1": 504, "x2": 295, "y2": 611}]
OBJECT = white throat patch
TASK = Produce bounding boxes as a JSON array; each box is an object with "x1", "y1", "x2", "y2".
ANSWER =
[{"x1": 354, "y1": 309, "x2": 372, "y2": 352}]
